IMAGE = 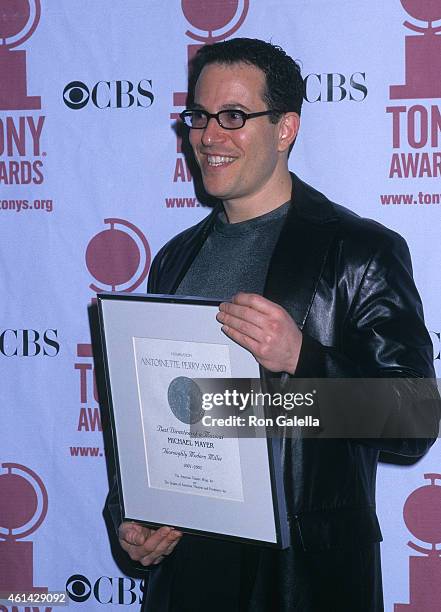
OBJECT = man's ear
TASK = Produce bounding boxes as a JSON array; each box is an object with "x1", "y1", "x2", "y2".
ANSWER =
[{"x1": 278, "y1": 112, "x2": 300, "y2": 152}]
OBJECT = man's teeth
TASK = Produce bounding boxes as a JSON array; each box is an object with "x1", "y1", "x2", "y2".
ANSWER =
[{"x1": 207, "y1": 155, "x2": 235, "y2": 166}]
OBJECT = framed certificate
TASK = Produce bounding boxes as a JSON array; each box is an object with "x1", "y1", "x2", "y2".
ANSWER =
[{"x1": 97, "y1": 293, "x2": 289, "y2": 548}]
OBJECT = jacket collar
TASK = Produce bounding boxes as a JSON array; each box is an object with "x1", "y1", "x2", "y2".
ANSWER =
[{"x1": 263, "y1": 173, "x2": 339, "y2": 328}]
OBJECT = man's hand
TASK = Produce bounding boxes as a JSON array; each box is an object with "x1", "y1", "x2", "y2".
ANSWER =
[
  {"x1": 217, "y1": 293, "x2": 302, "y2": 374},
  {"x1": 118, "y1": 522, "x2": 182, "y2": 567}
]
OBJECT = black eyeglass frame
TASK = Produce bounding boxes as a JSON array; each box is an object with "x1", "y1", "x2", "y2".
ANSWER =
[{"x1": 179, "y1": 108, "x2": 281, "y2": 130}]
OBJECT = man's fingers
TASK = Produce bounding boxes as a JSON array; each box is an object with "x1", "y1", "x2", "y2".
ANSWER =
[
  {"x1": 163, "y1": 536, "x2": 182, "y2": 556},
  {"x1": 231, "y1": 292, "x2": 278, "y2": 314},
  {"x1": 118, "y1": 522, "x2": 150, "y2": 546},
  {"x1": 145, "y1": 535, "x2": 182, "y2": 566},
  {"x1": 138, "y1": 530, "x2": 183, "y2": 566},
  {"x1": 220, "y1": 324, "x2": 260, "y2": 356},
  {"x1": 218, "y1": 293, "x2": 302, "y2": 373},
  {"x1": 118, "y1": 523, "x2": 182, "y2": 564},
  {"x1": 146, "y1": 527, "x2": 182, "y2": 553},
  {"x1": 217, "y1": 311, "x2": 263, "y2": 342},
  {"x1": 218, "y1": 301, "x2": 266, "y2": 328}
]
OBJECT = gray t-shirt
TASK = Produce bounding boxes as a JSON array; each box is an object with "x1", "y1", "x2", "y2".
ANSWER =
[{"x1": 176, "y1": 201, "x2": 290, "y2": 300}]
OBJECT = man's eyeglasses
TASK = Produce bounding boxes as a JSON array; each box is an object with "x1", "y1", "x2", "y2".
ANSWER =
[{"x1": 179, "y1": 109, "x2": 281, "y2": 130}]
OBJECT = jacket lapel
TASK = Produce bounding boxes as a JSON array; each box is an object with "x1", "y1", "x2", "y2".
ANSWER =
[
  {"x1": 263, "y1": 174, "x2": 340, "y2": 329},
  {"x1": 169, "y1": 208, "x2": 218, "y2": 294},
  {"x1": 150, "y1": 205, "x2": 221, "y2": 294}
]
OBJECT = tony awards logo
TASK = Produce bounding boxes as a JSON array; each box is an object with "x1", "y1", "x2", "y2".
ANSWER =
[
  {"x1": 390, "y1": 0, "x2": 441, "y2": 99},
  {"x1": 395, "y1": 473, "x2": 441, "y2": 611},
  {"x1": 0, "y1": 462, "x2": 48, "y2": 592},
  {"x1": 0, "y1": 0, "x2": 42, "y2": 110},
  {"x1": 74, "y1": 219, "x2": 151, "y2": 430}
]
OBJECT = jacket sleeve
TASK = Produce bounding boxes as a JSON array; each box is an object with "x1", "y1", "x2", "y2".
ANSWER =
[{"x1": 293, "y1": 232, "x2": 440, "y2": 456}]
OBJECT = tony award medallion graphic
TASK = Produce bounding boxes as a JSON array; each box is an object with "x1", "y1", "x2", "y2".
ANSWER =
[
  {"x1": 168, "y1": 376, "x2": 204, "y2": 425},
  {"x1": 182, "y1": 0, "x2": 250, "y2": 61},
  {"x1": 390, "y1": 0, "x2": 441, "y2": 99},
  {"x1": 395, "y1": 473, "x2": 441, "y2": 611},
  {"x1": 0, "y1": 0, "x2": 42, "y2": 110},
  {"x1": 85, "y1": 218, "x2": 151, "y2": 293},
  {"x1": 0, "y1": 462, "x2": 48, "y2": 593}
]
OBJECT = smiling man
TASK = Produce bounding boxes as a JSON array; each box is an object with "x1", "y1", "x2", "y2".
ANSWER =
[
  {"x1": 108, "y1": 39, "x2": 437, "y2": 612},
  {"x1": 186, "y1": 61, "x2": 296, "y2": 222}
]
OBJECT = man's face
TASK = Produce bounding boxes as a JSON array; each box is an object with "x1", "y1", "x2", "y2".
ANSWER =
[{"x1": 189, "y1": 62, "x2": 286, "y2": 208}]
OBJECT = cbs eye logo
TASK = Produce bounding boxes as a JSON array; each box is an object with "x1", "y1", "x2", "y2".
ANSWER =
[
  {"x1": 63, "y1": 81, "x2": 90, "y2": 109},
  {"x1": 66, "y1": 574, "x2": 91, "y2": 602},
  {"x1": 63, "y1": 79, "x2": 154, "y2": 110}
]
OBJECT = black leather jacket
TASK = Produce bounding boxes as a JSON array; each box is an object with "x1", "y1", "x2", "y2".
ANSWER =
[{"x1": 146, "y1": 173, "x2": 437, "y2": 549}]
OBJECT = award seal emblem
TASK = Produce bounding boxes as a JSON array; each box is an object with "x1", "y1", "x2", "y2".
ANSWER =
[{"x1": 167, "y1": 376, "x2": 204, "y2": 424}]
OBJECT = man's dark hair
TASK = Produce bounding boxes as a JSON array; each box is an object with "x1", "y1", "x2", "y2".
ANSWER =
[{"x1": 188, "y1": 37, "x2": 304, "y2": 121}]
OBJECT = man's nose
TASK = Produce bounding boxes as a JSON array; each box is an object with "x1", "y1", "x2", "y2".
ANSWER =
[{"x1": 201, "y1": 117, "x2": 226, "y2": 146}]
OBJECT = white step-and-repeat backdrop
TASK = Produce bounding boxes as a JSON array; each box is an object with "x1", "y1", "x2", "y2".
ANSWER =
[{"x1": 1, "y1": 1, "x2": 440, "y2": 610}]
